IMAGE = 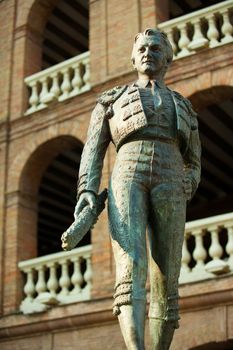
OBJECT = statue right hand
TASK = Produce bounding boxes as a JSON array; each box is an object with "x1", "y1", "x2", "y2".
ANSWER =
[{"x1": 74, "y1": 191, "x2": 97, "y2": 220}]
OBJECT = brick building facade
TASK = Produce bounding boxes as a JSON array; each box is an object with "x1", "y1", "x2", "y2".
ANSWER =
[{"x1": 0, "y1": 0, "x2": 233, "y2": 349}]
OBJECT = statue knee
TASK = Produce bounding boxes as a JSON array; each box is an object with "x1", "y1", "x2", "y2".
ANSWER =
[
  {"x1": 113, "y1": 279, "x2": 132, "y2": 316},
  {"x1": 113, "y1": 273, "x2": 147, "y2": 316},
  {"x1": 149, "y1": 292, "x2": 180, "y2": 328},
  {"x1": 149, "y1": 297, "x2": 180, "y2": 350},
  {"x1": 112, "y1": 255, "x2": 147, "y2": 316},
  {"x1": 166, "y1": 293, "x2": 180, "y2": 328}
]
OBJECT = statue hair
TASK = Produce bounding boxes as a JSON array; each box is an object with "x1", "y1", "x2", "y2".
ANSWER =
[{"x1": 131, "y1": 28, "x2": 173, "y2": 67}]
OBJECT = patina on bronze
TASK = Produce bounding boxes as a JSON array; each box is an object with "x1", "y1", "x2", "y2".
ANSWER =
[
  {"x1": 61, "y1": 189, "x2": 107, "y2": 251},
  {"x1": 62, "y1": 28, "x2": 201, "y2": 350}
]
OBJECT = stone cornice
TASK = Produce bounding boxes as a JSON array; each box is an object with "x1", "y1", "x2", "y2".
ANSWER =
[{"x1": 1, "y1": 288, "x2": 233, "y2": 340}]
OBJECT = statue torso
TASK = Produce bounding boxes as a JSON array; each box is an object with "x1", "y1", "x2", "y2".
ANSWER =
[
  {"x1": 98, "y1": 82, "x2": 194, "y2": 153},
  {"x1": 129, "y1": 83, "x2": 176, "y2": 142}
]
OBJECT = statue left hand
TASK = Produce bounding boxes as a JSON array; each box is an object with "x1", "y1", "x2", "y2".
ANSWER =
[
  {"x1": 61, "y1": 189, "x2": 107, "y2": 251},
  {"x1": 74, "y1": 191, "x2": 97, "y2": 219}
]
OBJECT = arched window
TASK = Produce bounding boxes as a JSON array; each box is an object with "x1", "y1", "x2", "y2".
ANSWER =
[
  {"x1": 24, "y1": 0, "x2": 90, "y2": 115},
  {"x1": 187, "y1": 87, "x2": 233, "y2": 222},
  {"x1": 38, "y1": 144, "x2": 91, "y2": 256},
  {"x1": 18, "y1": 135, "x2": 90, "y2": 259},
  {"x1": 184, "y1": 87, "x2": 233, "y2": 270},
  {"x1": 42, "y1": 0, "x2": 89, "y2": 69}
]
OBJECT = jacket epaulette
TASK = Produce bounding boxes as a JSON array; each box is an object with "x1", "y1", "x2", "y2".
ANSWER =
[{"x1": 97, "y1": 85, "x2": 127, "y2": 106}]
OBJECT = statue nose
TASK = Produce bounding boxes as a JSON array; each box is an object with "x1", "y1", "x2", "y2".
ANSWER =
[{"x1": 144, "y1": 48, "x2": 152, "y2": 57}]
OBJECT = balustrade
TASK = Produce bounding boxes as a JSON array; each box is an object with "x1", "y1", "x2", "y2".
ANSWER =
[
  {"x1": 25, "y1": 51, "x2": 90, "y2": 115},
  {"x1": 24, "y1": 2, "x2": 233, "y2": 115},
  {"x1": 158, "y1": 0, "x2": 233, "y2": 59},
  {"x1": 18, "y1": 213, "x2": 233, "y2": 313},
  {"x1": 18, "y1": 245, "x2": 92, "y2": 314},
  {"x1": 179, "y1": 213, "x2": 233, "y2": 284}
]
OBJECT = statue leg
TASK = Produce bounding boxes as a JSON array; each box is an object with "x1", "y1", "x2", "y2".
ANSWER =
[
  {"x1": 148, "y1": 182, "x2": 186, "y2": 350},
  {"x1": 108, "y1": 172, "x2": 148, "y2": 350}
]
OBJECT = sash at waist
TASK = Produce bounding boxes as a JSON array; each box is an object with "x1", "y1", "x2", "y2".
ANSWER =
[{"x1": 118, "y1": 134, "x2": 178, "y2": 152}]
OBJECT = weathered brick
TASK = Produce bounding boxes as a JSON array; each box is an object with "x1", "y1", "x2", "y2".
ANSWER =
[{"x1": 0, "y1": 0, "x2": 233, "y2": 349}]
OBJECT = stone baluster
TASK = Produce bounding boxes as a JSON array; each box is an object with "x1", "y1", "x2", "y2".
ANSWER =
[
  {"x1": 35, "y1": 265, "x2": 47, "y2": 297},
  {"x1": 27, "y1": 82, "x2": 39, "y2": 114},
  {"x1": 70, "y1": 63, "x2": 83, "y2": 96},
  {"x1": 221, "y1": 9, "x2": 233, "y2": 44},
  {"x1": 192, "y1": 229, "x2": 207, "y2": 272},
  {"x1": 208, "y1": 227, "x2": 223, "y2": 260},
  {"x1": 177, "y1": 23, "x2": 191, "y2": 57},
  {"x1": 24, "y1": 268, "x2": 35, "y2": 301},
  {"x1": 25, "y1": 52, "x2": 90, "y2": 114},
  {"x1": 50, "y1": 72, "x2": 60, "y2": 100},
  {"x1": 83, "y1": 256, "x2": 92, "y2": 293},
  {"x1": 166, "y1": 28, "x2": 178, "y2": 57},
  {"x1": 181, "y1": 234, "x2": 191, "y2": 273},
  {"x1": 205, "y1": 226, "x2": 229, "y2": 274},
  {"x1": 226, "y1": 225, "x2": 233, "y2": 269},
  {"x1": 47, "y1": 262, "x2": 58, "y2": 297},
  {"x1": 70, "y1": 256, "x2": 83, "y2": 294},
  {"x1": 59, "y1": 259, "x2": 71, "y2": 296},
  {"x1": 207, "y1": 14, "x2": 219, "y2": 47},
  {"x1": 83, "y1": 61, "x2": 90, "y2": 89},
  {"x1": 60, "y1": 68, "x2": 71, "y2": 101},
  {"x1": 39, "y1": 77, "x2": 51, "y2": 106},
  {"x1": 188, "y1": 18, "x2": 208, "y2": 51},
  {"x1": 19, "y1": 246, "x2": 92, "y2": 313}
]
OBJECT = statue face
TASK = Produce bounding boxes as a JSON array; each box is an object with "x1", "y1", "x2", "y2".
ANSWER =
[{"x1": 133, "y1": 35, "x2": 166, "y2": 78}]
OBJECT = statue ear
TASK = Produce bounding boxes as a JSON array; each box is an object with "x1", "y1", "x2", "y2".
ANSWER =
[
  {"x1": 134, "y1": 33, "x2": 140, "y2": 43},
  {"x1": 131, "y1": 57, "x2": 136, "y2": 67}
]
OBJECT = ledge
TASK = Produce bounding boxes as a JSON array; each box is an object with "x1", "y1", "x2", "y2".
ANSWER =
[{"x1": 1, "y1": 277, "x2": 233, "y2": 340}]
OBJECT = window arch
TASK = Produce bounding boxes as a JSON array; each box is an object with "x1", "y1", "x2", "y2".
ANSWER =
[
  {"x1": 187, "y1": 86, "x2": 233, "y2": 222},
  {"x1": 184, "y1": 86, "x2": 233, "y2": 269},
  {"x1": 18, "y1": 135, "x2": 89, "y2": 259},
  {"x1": 42, "y1": 0, "x2": 89, "y2": 69},
  {"x1": 38, "y1": 144, "x2": 91, "y2": 256}
]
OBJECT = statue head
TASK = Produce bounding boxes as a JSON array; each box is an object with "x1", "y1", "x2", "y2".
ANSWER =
[{"x1": 131, "y1": 28, "x2": 173, "y2": 80}]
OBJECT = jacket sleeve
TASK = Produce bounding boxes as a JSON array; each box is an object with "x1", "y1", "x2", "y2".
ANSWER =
[
  {"x1": 183, "y1": 102, "x2": 201, "y2": 199},
  {"x1": 77, "y1": 102, "x2": 110, "y2": 198}
]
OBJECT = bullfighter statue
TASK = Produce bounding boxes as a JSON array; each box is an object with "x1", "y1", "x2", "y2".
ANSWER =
[{"x1": 62, "y1": 28, "x2": 201, "y2": 350}]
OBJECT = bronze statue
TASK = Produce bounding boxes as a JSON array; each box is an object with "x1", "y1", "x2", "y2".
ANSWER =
[{"x1": 62, "y1": 28, "x2": 201, "y2": 350}]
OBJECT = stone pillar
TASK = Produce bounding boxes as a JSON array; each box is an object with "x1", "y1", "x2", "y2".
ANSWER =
[{"x1": 3, "y1": 191, "x2": 38, "y2": 314}]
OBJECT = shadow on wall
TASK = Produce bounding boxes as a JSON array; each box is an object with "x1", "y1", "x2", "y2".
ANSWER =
[{"x1": 189, "y1": 339, "x2": 233, "y2": 350}]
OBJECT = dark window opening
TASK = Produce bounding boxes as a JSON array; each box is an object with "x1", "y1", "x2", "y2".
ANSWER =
[
  {"x1": 37, "y1": 145, "x2": 91, "y2": 256},
  {"x1": 189, "y1": 339, "x2": 233, "y2": 350},
  {"x1": 170, "y1": 0, "x2": 226, "y2": 20},
  {"x1": 187, "y1": 96, "x2": 233, "y2": 222},
  {"x1": 42, "y1": 0, "x2": 89, "y2": 69}
]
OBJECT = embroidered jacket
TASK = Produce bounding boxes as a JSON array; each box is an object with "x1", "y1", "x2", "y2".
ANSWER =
[{"x1": 77, "y1": 84, "x2": 201, "y2": 199}]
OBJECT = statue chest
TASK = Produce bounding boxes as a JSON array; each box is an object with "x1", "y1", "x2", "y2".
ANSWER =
[
  {"x1": 109, "y1": 86, "x2": 176, "y2": 145},
  {"x1": 138, "y1": 86, "x2": 176, "y2": 132}
]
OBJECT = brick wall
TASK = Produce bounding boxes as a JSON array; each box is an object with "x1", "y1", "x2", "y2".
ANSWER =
[
  {"x1": 0, "y1": 0, "x2": 233, "y2": 349},
  {"x1": 0, "y1": 0, "x2": 15, "y2": 315},
  {"x1": 90, "y1": 0, "x2": 160, "y2": 85}
]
